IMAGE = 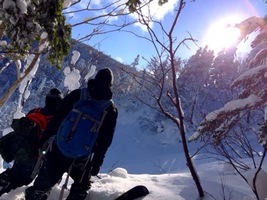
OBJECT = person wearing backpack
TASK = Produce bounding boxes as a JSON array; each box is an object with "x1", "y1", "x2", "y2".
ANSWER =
[
  {"x1": 25, "y1": 68, "x2": 118, "y2": 200},
  {"x1": 0, "y1": 88, "x2": 63, "y2": 197}
]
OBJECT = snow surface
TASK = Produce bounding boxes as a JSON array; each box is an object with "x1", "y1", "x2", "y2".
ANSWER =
[{"x1": 0, "y1": 106, "x2": 266, "y2": 200}]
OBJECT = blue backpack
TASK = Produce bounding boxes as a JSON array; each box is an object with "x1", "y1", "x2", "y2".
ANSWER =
[{"x1": 56, "y1": 88, "x2": 113, "y2": 158}]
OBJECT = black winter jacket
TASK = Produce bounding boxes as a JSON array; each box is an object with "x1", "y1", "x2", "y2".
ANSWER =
[
  {"x1": 0, "y1": 105, "x2": 57, "y2": 165},
  {"x1": 42, "y1": 79, "x2": 118, "y2": 170}
]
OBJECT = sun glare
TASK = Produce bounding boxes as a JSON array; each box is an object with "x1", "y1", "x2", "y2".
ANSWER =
[{"x1": 204, "y1": 17, "x2": 241, "y2": 53}]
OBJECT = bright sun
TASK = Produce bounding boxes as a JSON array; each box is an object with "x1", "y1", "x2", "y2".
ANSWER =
[{"x1": 204, "y1": 17, "x2": 241, "y2": 53}]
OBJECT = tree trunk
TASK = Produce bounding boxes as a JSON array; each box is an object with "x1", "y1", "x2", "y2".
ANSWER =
[
  {"x1": 0, "y1": 54, "x2": 40, "y2": 108},
  {"x1": 179, "y1": 123, "x2": 204, "y2": 197}
]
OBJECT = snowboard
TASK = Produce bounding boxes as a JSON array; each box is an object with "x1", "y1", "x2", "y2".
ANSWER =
[{"x1": 115, "y1": 185, "x2": 149, "y2": 200}]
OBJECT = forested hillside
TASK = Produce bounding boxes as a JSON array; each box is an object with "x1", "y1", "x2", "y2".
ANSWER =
[{"x1": 0, "y1": 39, "x2": 129, "y2": 133}]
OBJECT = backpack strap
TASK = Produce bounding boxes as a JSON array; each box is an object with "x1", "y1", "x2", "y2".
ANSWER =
[
  {"x1": 80, "y1": 88, "x2": 90, "y2": 101},
  {"x1": 79, "y1": 87, "x2": 114, "y2": 118},
  {"x1": 66, "y1": 99, "x2": 113, "y2": 141}
]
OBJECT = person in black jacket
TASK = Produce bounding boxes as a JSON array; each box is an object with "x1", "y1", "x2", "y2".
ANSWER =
[
  {"x1": 0, "y1": 88, "x2": 62, "y2": 197},
  {"x1": 25, "y1": 68, "x2": 118, "y2": 200}
]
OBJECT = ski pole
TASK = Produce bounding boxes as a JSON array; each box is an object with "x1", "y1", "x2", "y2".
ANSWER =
[
  {"x1": 58, "y1": 161, "x2": 74, "y2": 200},
  {"x1": 30, "y1": 139, "x2": 53, "y2": 179}
]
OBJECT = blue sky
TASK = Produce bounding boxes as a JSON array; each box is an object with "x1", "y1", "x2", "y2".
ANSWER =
[{"x1": 68, "y1": 0, "x2": 267, "y2": 68}]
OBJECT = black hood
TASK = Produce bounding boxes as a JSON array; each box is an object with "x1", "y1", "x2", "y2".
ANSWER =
[
  {"x1": 87, "y1": 68, "x2": 113, "y2": 100},
  {"x1": 95, "y1": 68, "x2": 114, "y2": 87},
  {"x1": 45, "y1": 88, "x2": 62, "y2": 109},
  {"x1": 87, "y1": 79, "x2": 112, "y2": 100}
]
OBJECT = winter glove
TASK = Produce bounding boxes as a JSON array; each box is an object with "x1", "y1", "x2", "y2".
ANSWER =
[{"x1": 91, "y1": 166, "x2": 100, "y2": 176}]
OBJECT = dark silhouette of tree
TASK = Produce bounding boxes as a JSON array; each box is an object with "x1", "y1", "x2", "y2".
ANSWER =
[{"x1": 122, "y1": 0, "x2": 204, "y2": 197}]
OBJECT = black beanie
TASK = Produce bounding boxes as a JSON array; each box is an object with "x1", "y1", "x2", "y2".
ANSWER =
[
  {"x1": 45, "y1": 88, "x2": 62, "y2": 108},
  {"x1": 95, "y1": 68, "x2": 114, "y2": 87}
]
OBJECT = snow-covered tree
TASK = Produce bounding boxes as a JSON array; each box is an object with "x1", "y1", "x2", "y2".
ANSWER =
[
  {"x1": 211, "y1": 47, "x2": 240, "y2": 89},
  {"x1": 177, "y1": 46, "x2": 215, "y2": 125},
  {"x1": 0, "y1": 0, "x2": 146, "y2": 108},
  {"x1": 196, "y1": 14, "x2": 267, "y2": 200},
  {"x1": 197, "y1": 14, "x2": 267, "y2": 147},
  {"x1": 0, "y1": 0, "x2": 71, "y2": 67}
]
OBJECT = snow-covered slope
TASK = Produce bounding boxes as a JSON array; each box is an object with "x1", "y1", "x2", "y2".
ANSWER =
[{"x1": 0, "y1": 106, "x2": 265, "y2": 200}]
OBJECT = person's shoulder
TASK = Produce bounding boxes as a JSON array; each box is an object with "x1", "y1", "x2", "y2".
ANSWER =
[
  {"x1": 41, "y1": 106, "x2": 55, "y2": 116},
  {"x1": 68, "y1": 88, "x2": 81, "y2": 96},
  {"x1": 58, "y1": 89, "x2": 83, "y2": 112},
  {"x1": 63, "y1": 89, "x2": 81, "y2": 101},
  {"x1": 27, "y1": 107, "x2": 42, "y2": 115},
  {"x1": 106, "y1": 100, "x2": 118, "y2": 114}
]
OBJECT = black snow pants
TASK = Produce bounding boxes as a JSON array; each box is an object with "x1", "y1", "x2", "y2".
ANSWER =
[
  {"x1": 0, "y1": 132, "x2": 38, "y2": 196},
  {"x1": 25, "y1": 142, "x2": 91, "y2": 200}
]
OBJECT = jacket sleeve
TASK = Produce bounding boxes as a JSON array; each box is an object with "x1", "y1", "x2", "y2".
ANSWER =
[
  {"x1": 0, "y1": 132, "x2": 24, "y2": 162},
  {"x1": 91, "y1": 103, "x2": 118, "y2": 170}
]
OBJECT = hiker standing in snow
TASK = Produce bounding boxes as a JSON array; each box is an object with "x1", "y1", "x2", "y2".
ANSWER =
[
  {"x1": 25, "y1": 68, "x2": 118, "y2": 200},
  {"x1": 0, "y1": 88, "x2": 62, "y2": 196}
]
